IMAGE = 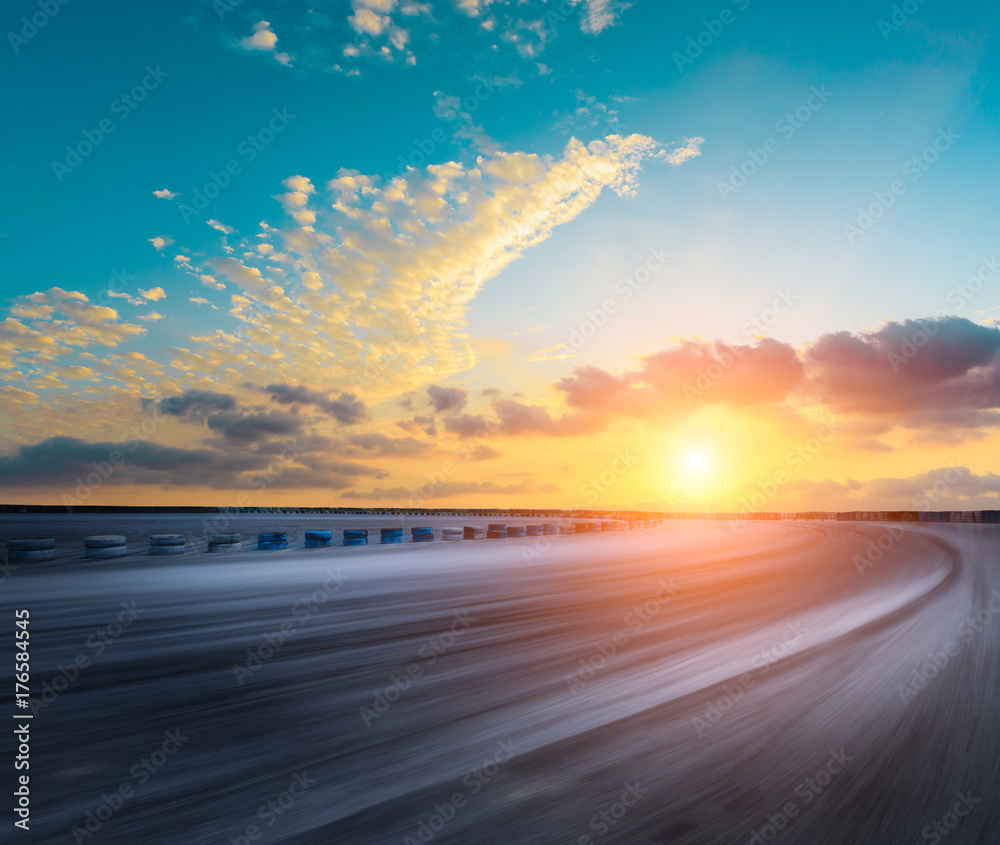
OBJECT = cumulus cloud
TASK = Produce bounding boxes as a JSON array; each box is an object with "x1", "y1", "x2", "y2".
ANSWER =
[
  {"x1": 803, "y1": 317, "x2": 1000, "y2": 429},
  {"x1": 259, "y1": 383, "x2": 368, "y2": 425},
  {"x1": 152, "y1": 189, "x2": 177, "y2": 199},
  {"x1": 206, "y1": 409, "x2": 304, "y2": 442},
  {"x1": 0, "y1": 435, "x2": 382, "y2": 491},
  {"x1": 149, "y1": 389, "x2": 238, "y2": 418},
  {"x1": 140, "y1": 287, "x2": 166, "y2": 302},
  {"x1": 397, "y1": 414, "x2": 437, "y2": 436},
  {"x1": 239, "y1": 20, "x2": 292, "y2": 66},
  {"x1": 427, "y1": 384, "x2": 468, "y2": 414},
  {"x1": 148, "y1": 236, "x2": 174, "y2": 251}
]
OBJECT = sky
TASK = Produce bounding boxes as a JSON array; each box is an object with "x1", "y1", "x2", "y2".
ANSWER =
[{"x1": 2, "y1": 0, "x2": 1000, "y2": 512}]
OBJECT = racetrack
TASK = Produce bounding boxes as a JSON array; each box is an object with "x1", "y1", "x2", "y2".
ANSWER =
[{"x1": 3, "y1": 517, "x2": 998, "y2": 844}]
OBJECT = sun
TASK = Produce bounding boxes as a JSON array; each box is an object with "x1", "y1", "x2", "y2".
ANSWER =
[{"x1": 685, "y1": 451, "x2": 710, "y2": 475}]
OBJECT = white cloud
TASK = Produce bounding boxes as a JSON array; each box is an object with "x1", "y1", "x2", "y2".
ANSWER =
[
  {"x1": 660, "y1": 136, "x2": 705, "y2": 166},
  {"x1": 152, "y1": 189, "x2": 177, "y2": 200},
  {"x1": 571, "y1": 0, "x2": 631, "y2": 34},
  {"x1": 148, "y1": 236, "x2": 174, "y2": 251},
  {"x1": 207, "y1": 219, "x2": 235, "y2": 235},
  {"x1": 169, "y1": 132, "x2": 673, "y2": 399},
  {"x1": 239, "y1": 20, "x2": 292, "y2": 66},
  {"x1": 138, "y1": 312, "x2": 164, "y2": 322},
  {"x1": 140, "y1": 287, "x2": 166, "y2": 302}
]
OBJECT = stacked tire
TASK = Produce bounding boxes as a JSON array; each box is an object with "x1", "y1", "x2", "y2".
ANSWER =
[
  {"x1": 411, "y1": 527, "x2": 434, "y2": 543},
  {"x1": 559, "y1": 524, "x2": 575, "y2": 535},
  {"x1": 507, "y1": 525, "x2": 527, "y2": 538},
  {"x1": 487, "y1": 523, "x2": 507, "y2": 539},
  {"x1": 208, "y1": 533, "x2": 241, "y2": 553},
  {"x1": 526, "y1": 525, "x2": 544, "y2": 537},
  {"x1": 344, "y1": 529, "x2": 368, "y2": 546},
  {"x1": 381, "y1": 528, "x2": 403, "y2": 544},
  {"x1": 464, "y1": 526, "x2": 486, "y2": 540},
  {"x1": 85, "y1": 535, "x2": 127, "y2": 559},
  {"x1": 543, "y1": 523, "x2": 559, "y2": 536},
  {"x1": 258, "y1": 533, "x2": 288, "y2": 551},
  {"x1": 304, "y1": 530, "x2": 332, "y2": 548},
  {"x1": 150, "y1": 534, "x2": 185, "y2": 556},
  {"x1": 573, "y1": 522, "x2": 589, "y2": 534},
  {"x1": 6, "y1": 538, "x2": 55, "y2": 563},
  {"x1": 442, "y1": 527, "x2": 463, "y2": 541}
]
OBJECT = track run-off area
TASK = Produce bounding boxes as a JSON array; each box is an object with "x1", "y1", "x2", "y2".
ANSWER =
[{"x1": 2, "y1": 515, "x2": 998, "y2": 844}]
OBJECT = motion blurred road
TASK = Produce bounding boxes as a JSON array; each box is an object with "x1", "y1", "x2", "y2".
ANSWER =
[{"x1": 2, "y1": 517, "x2": 998, "y2": 844}]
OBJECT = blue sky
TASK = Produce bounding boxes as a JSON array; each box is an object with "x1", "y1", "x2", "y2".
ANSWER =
[{"x1": 2, "y1": 0, "x2": 1000, "y2": 509}]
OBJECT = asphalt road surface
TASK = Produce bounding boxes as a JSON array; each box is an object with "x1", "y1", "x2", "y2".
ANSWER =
[{"x1": 2, "y1": 516, "x2": 998, "y2": 844}]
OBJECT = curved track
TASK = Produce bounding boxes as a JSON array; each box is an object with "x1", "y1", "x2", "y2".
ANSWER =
[{"x1": 2, "y1": 518, "x2": 998, "y2": 844}]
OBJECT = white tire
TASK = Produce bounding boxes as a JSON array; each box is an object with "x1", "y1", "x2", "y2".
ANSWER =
[
  {"x1": 150, "y1": 534, "x2": 185, "y2": 546},
  {"x1": 86, "y1": 546, "x2": 129, "y2": 559},
  {"x1": 7, "y1": 538, "x2": 55, "y2": 551},
  {"x1": 84, "y1": 535, "x2": 126, "y2": 548},
  {"x1": 9, "y1": 549, "x2": 55, "y2": 562}
]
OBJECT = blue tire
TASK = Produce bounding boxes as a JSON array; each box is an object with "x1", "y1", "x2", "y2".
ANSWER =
[
  {"x1": 304, "y1": 539, "x2": 332, "y2": 548},
  {"x1": 305, "y1": 531, "x2": 332, "y2": 541},
  {"x1": 258, "y1": 541, "x2": 288, "y2": 550},
  {"x1": 344, "y1": 537, "x2": 367, "y2": 546}
]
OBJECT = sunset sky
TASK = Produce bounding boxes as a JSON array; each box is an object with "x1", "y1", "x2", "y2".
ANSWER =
[{"x1": 2, "y1": 0, "x2": 999, "y2": 510}]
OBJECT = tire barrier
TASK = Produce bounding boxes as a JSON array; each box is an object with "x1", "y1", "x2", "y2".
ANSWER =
[
  {"x1": 85, "y1": 535, "x2": 127, "y2": 559},
  {"x1": 304, "y1": 530, "x2": 333, "y2": 548},
  {"x1": 543, "y1": 523, "x2": 559, "y2": 535},
  {"x1": 150, "y1": 534, "x2": 185, "y2": 556},
  {"x1": 258, "y1": 533, "x2": 288, "y2": 551},
  {"x1": 381, "y1": 528, "x2": 404, "y2": 544},
  {"x1": 6, "y1": 538, "x2": 55, "y2": 562},
  {"x1": 442, "y1": 527, "x2": 463, "y2": 541},
  {"x1": 559, "y1": 524, "x2": 576, "y2": 534},
  {"x1": 208, "y1": 533, "x2": 242, "y2": 553},
  {"x1": 411, "y1": 527, "x2": 434, "y2": 543},
  {"x1": 464, "y1": 526, "x2": 486, "y2": 540},
  {"x1": 344, "y1": 529, "x2": 368, "y2": 546},
  {"x1": 507, "y1": 526, "x2": 527, "y2": 538},
  {"x1": 526, "y1": 525, "x2": 544, "y2": 537},
  {"x1": 573, "y1": 522, "x2": 590, "y2": 534}
]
